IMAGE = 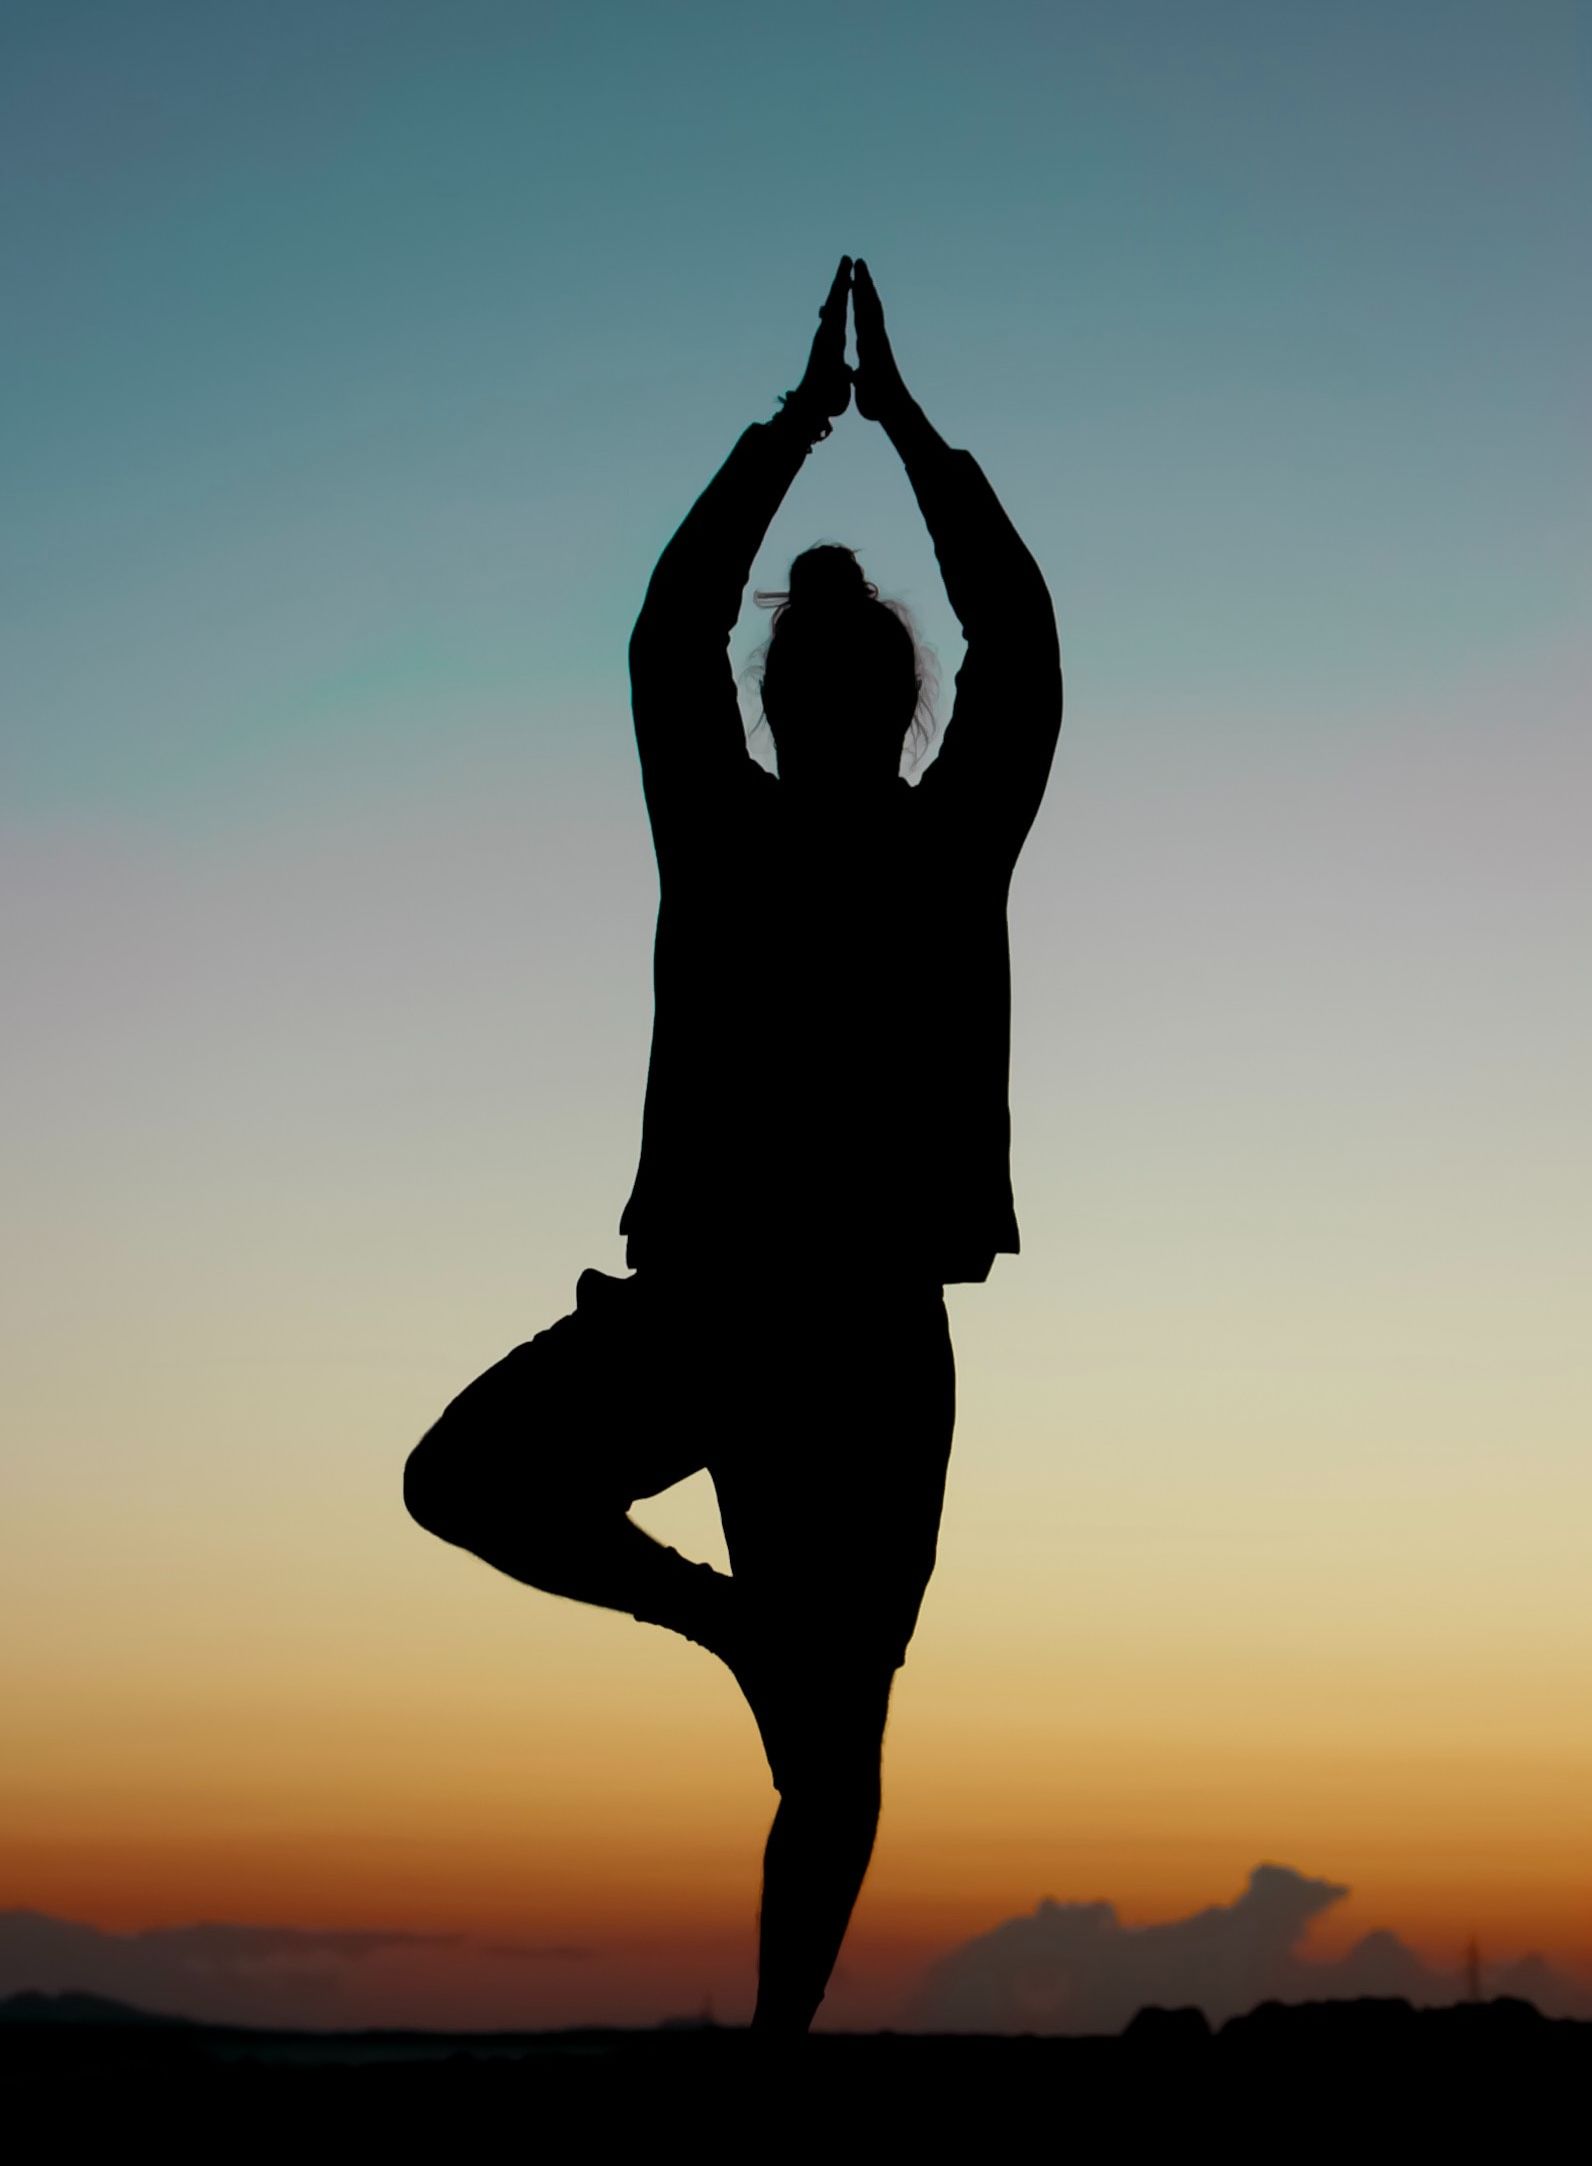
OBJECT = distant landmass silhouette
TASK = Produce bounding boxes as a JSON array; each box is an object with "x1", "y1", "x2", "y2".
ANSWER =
[
  {"x1": 9, "y1": 1870, "x2": 1588, "y2": 2033},
  {"x1": 0, "y1": 1989, "x2": 191, "y2": 2026},
  {"x1": 2, "y1": 1995, "x2": 1587, "y2": 2128}
]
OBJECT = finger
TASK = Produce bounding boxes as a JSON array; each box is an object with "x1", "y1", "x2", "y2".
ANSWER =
[
  {"x1": 853, "y1": 259, "x2": 882, "y2": 333},
  {"x1": 821, "y1": 255, "x2": 852, "y2": 321}
]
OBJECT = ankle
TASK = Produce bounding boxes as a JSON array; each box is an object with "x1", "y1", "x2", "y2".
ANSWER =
[
  {"x1": 750, "y1": 1992, "x2": 822, "y2": 2037},
  {"x1": 630, "y1": 1549, "x2": 735, "y2": 1652}
]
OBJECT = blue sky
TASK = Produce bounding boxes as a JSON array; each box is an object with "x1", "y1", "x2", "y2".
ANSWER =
[{"x1": 4, "y1": 1, "x2": 1584, "y2": 812}]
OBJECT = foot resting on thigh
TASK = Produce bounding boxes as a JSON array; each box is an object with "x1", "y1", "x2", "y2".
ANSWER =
[{"x1": 629, "y1": 1546, "x2": 739, "y2": 1652}]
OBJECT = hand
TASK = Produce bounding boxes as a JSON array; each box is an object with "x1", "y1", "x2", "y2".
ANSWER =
[
  {"x1": 849, "y1": 258, "x2": 912, "y2": 425},
  {"x1": 788, "y1": 255, "x2": 854, "y2": 422}
]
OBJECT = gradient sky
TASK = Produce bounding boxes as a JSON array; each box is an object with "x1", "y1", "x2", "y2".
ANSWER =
[{"x1": 3, "y1": 1, "x2": 1588, "y2": 2029}]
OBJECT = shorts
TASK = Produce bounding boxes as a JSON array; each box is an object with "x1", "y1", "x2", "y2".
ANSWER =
[{"x1": 431, "y1": 1266, "x2": 957, "y2": 1673}]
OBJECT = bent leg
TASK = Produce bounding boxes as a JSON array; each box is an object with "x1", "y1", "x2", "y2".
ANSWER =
[
  {"x1": 409, "y1": 1433, "x2": 718, "y2": 1633},
  {"x1": 402, "y1": 1278, "x2": 726, "y2": 1645}
]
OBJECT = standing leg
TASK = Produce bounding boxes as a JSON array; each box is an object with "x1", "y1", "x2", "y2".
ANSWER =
[
  {"x1": 710, "y1": 1282, "x2": 957, "y2": 2034},
  {"x1": 743, "y1": 1654, "x2": 897, "y2": 2035}
]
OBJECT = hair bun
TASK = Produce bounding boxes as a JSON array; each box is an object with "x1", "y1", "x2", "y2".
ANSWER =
[{"x1": 787, "y1": 545, "x2": 875, "y2": 608}]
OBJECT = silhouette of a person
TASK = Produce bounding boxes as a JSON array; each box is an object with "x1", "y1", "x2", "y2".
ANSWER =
[{"x1": 405, "y1": 256, "x2": 1062, "y2": 2037}]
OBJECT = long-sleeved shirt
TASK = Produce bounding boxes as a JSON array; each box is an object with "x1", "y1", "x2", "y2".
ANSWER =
[{"x1": 619, "y1": 403, "x2": 1062, "y2": 1285}]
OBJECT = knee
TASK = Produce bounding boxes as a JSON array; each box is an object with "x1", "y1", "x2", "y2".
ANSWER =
[
  {"x1": 402, "y1": 1393, "x2": 514, "y2": 1545},
  {"x1": 404, "y1": 1339, "x2": 563, "y2": 1545},
  {"x1": 402, "y1": 1403, "x2": 583, "y2": 1563},
  {"x1": 766, "y1": 1709, "x2": 886, "y2": 1814},
  {"x1": 402, "y1": 1420, "x2": 466, "y2": 1541},
  {"x1": 766, "y1": 1663, "x2": 893, "y2": 1805}
]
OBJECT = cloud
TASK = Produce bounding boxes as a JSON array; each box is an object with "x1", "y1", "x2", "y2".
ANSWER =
[
  {"x1": 0, "y1": 1911, "x2": 592, "y2": 2029},
  {"x1": 909, "y1": 1864, "x2": 1592, "y2": 2034}
]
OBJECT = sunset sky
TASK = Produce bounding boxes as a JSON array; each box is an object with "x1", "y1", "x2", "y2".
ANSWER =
[{"x1": 3, "y1": 0, "x2": 1588, "y2": 2030}]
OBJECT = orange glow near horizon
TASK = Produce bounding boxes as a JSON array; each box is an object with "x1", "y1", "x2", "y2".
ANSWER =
[
  {"x1": 7, "y1": 1342, "x2": 1592, "y2": 2018},
  {"x1": 8, "y1": 1555, "x2": 1589, "y2": 2000}
]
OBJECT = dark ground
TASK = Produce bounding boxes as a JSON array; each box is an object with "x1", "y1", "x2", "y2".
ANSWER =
[{"x1": 2, "y1": 1995, "x2": 1585, "y2": 2139}]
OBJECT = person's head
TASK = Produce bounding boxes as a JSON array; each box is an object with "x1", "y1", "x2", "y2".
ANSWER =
[{"x1": 745, "y1": 546, "x2": 936, "y2": 791}]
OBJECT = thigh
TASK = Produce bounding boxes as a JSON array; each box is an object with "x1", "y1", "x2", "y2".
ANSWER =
[
  {"x1": 710, "y1": 1288, "x2": 956, "y2": 1670},
  {"x1": 419, "y1": 1268, "x2": 707, "y2": 1510}
]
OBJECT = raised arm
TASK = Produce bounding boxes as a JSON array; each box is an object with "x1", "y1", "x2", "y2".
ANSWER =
[
  {"x1": 628, "y1": 258, "x2": 853, "y2": 854},
  {"x1": 852, "y1": 261, "x2": 1063, "y2": 863}
]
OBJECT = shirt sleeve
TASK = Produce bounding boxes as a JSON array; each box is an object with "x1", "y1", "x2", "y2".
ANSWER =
[
  {"x1": 628, "y1": 410, "x2": 822, "y2": 863},
  {"x1": 908, "y1": 443, "x2": 1063, "y2": 867}
]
